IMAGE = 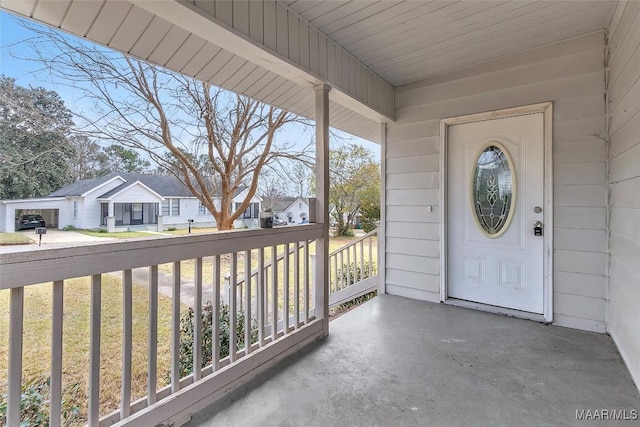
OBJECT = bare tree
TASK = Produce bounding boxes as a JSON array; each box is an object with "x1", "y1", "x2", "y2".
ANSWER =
[
  {"x1": 16, "y1": 20, "x2": 312, "y2": 230},
  {"x1": 258, "y1": 170, "x2": 288, "y2": 211}
]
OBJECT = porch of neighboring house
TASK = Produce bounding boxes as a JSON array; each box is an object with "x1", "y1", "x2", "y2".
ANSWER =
[
  {"x1": 101, "y1": 202, "x2": 159, "y2": 229},
  {"x1": 188, "y1": 295, "x2": 640, "y2": 427}
]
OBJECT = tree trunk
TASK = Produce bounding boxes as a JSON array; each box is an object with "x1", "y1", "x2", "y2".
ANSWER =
[{"x1": 218, "y1": 217, "x2": 235, "y2": 231}]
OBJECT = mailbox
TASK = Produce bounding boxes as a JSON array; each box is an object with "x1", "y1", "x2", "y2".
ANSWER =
[{"x1": 35, "y1": 227, "x2": 47, "y2": 235}]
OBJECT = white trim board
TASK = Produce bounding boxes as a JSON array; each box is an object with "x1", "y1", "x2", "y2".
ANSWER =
[{"x1": 439, "y1": 102, "x2": 554, "y2": 323}]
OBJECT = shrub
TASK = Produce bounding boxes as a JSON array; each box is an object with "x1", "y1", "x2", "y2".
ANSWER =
[
  {"x1": 167, "y1": 227, "x2": 177, "y2": 231},
  {"x1": 176, "y1": 302, "x2": 258, "y2": 378},
  {"x1": 0, "y1": 376, "x2": 81, "y2": 426},
  {"x1": 61, "y1": 225, "x2": 78, "y2": 231},
  {"x1": 332, "y1": 261, "x2": 377, "y2": 290},
  {"x1": 331, "y1": 291, "x2": 377, "y2": 315}
]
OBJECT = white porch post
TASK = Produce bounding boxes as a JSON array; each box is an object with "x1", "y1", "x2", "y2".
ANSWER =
[
  {"x1": 378, "y1": 123, "x2": 387, "y2": 295},
  {"x1": 107, "y1": 201, "x2": 115, "y2": 232},
  {"x1": 314, "y1": 84, "x2": 330, "y2": 337}
]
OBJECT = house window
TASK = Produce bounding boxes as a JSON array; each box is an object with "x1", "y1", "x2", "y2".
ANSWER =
[
  {"x1": 73, "y1": 200, "x2": 78, "y2": 219},
  {"x1": 199, "y1": 202, "x2": 207, "y2": 215},
  {"x1": 161, "y1": 200, "x2": 170, "y2": 216},
  {"x1": 171, "y1": 199, "x2": 180, "y2": 216}
]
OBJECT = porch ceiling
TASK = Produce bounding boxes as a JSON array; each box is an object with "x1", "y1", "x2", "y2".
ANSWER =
[
  {"x1": 1, "y1": 1, "x2": 617, "y2": 143},
  {"x1": 287, "y1": 0, "x2": 617, "y2": 87}
]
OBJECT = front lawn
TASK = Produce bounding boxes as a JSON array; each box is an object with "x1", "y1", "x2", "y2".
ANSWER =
[
  {"x1": 77, "y1": 229, "x2": 156, "y2": 239},
  {"x1": 162, "y1": 227, "x2": 218, "y2": 235},
  {"x1": 0, "y1": 232, "x2": 33, "y2": 245}
]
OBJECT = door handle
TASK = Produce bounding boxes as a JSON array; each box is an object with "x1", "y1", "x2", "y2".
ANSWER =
[{"x1": 533, "y1": 221, "x2": 543, "y2": 236}]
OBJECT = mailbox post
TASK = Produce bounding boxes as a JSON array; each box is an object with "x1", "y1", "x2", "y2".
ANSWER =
[
  {"x1": 35, "y1": 227, "x2": 46, "y2": 247},
  {"x1": 188, "y1": 219, "x2": 194, "y2": 234}
]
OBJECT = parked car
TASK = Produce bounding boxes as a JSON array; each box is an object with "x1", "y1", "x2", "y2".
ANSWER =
[
  {"x1": 273, "y1": 218, "x2": 287, "y2": 226},
  {"x1": 17, "y1": 214, "x2": 46, "y2": 230}
]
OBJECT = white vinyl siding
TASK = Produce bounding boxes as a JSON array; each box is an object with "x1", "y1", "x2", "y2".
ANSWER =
[
  {"x1": 386, "y1": 33, "x2": 608, "y2": 331},
  {"x1": 606, "y1": 1, "x2": 640, "y2": 389}
]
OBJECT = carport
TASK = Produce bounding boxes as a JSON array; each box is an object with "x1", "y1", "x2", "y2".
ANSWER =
[{"x1": 0, "y1": 197, "x2": 66, "y2": 232}]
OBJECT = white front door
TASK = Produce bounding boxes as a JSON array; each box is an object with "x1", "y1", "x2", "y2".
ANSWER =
[{"x1": 447, "y1": 113, "x2": 545, "y2": 314}]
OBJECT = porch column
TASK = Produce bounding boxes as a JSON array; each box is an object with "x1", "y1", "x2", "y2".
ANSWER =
[
  {"x1": 107, "y1": 201, "x2": 115, "y2": 232},
  {"x1": 378, "y1": 123, "x2": 387, "y2": 295},
  {"x1": 314, "y1": 84, "x2": 330, "y2": 337}
]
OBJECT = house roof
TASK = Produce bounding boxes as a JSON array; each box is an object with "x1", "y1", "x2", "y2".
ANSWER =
[
  {"x1": 271, "y1": 197, "x2": 298, "y2": 212},
  {"x1": 49, "y1": 173, "x2": 261, "y2": 200},
  {"x1": 271, "y1": 197, "x2": 308, "y2": 213},
  {"x1": 97, "y1": 180, "x2": 165, "y2": 200},
  {"x1": 49, "y1": 172, "x2": 193, "y2": 198}
]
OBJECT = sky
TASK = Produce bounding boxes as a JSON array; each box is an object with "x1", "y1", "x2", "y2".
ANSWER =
[{"x1": 0, "y1": 11, "x2": 380, "y2": 164}]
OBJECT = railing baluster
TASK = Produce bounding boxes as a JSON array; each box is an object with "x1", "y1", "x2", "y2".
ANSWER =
[
  {"x1": 303, "y1": 241, "x2": 309, "y2": 323},
  {"x1": 7, "y1": 287, "x2": 24, "y2": 427},
  {"x1": 360, "y1": 240, "x2": 365, "y2": 283},
  {"x1": 369, "y1": 235, "x2": 373, "y2": 273},
  {"x1": 171, "y1": 262, "x2": 181, "y2": 391},
  {"x1": 294, "y1": 242, "x2": 300, "y2": 329},
  {"x1": 213, "y1": 255, "x2": 221, "y2": 370},
  {"x1": 283, "y1": 243, "x2": 290, "y2": 333},
  {"x1": 121, "y1": 270, "x2": 133, "y2": 419},
  {"x1": 339, "y1": 249, "x2": 344, "y2": 291},
  {"x1": 88, "y1": 274, "x2": 102, "y2": 426},
  {"x1": 194, "y1": 258, "x2": 203, "y2": 380},
  {"x1": 148, "y1": 265, "x2": 158, "y2": 405},
  {"x1": 50, "y1": 281, "x2": 64, "y2": 427},
  {"x1": 332, "y1": 255, "x2": 338, "y2": 292},
  {"x1": 346, "y1": 245, "x2": 351, "y2": 289},
  {"x1": 244, "y1": 250, "x2": 252, "y2": 356},
  {"x1": 230, "y1": 253, "x2": 237, "y2": 362},
  {"x1": 271, "y1": 245, "x2": 278, "y2": 340},
  {"x1": 257, "y1": 247, "x2": 265, "y2": 346}
]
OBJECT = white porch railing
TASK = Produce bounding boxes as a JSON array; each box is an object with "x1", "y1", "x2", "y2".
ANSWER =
[
  {"x1": 224, "y1": 229, "x2": 378, "y2": 315},
  {"x1": 0, "y1": 225, "x2": 325, "y2": 426},
  {"x1": 328, "y1": 229, "x2": 378, "y2": 308}
]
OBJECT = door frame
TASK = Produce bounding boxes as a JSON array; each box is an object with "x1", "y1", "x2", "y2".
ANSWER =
[{"x1": 439, "y1": 102, "x2": 554, "y2": 323}]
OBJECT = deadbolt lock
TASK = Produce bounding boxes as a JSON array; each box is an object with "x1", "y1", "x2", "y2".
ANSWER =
[{"x1": 533, "y1": 221, "x2": 543, "y2": 236}]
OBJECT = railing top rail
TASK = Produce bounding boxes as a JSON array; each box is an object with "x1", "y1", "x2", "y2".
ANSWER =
[
  {"x1": 0, "y1": 224, "x2": 323, "y2": 290},
  {"x1": 328, "y1": 228, "x2": 378, "y2": 258}
]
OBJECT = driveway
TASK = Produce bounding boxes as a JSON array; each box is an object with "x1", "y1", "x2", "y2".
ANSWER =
[{"x1": 0, "y1": 229, "x2": 118, "y2": 253}]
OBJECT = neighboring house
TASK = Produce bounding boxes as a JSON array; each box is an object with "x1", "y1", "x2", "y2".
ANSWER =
[
  {"x1": 232, "y1": 187, "x2": 263, "y2": 229},
  {"x1": 0, "y1": 172, "x2": 262, "y2": 232},
  {"x1": 272, "y1": 197, "x2": 309, "y2": 224}
]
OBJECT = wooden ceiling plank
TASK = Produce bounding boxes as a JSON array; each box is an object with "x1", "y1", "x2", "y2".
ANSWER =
[
  {"x1": 129, "y1": 15, "x2": 172, "y2": 60},
  {"x1": 61, "y1": 0, "x2": 105, "y2": 37},
  {"x1": 109, "y1": 5, "x2": 154, "y2": 53},
  {"x1": 86, "y1": 1, "x2": 132, "y2": 45},
  {"x1": 32, "y1": 0, "x2": 71, "y2": 28}
]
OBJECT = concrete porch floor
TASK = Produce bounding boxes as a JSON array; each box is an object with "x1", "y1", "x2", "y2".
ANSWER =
[{"x1": 187, "y1": 295, "x2": 640, "y2": 427}]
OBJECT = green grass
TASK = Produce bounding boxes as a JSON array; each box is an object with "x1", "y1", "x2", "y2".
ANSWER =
[
  {"x1": 77, "y1": 229, "x2": 156, "y2": 238},
  {"x1": 0, "y1": 277, "x2": 179, "y2": 424},
  {"x1": 0, "y1": 232, "x2": 33, "y2": 245},
  {"x1": 161, "y1": 227, "x2": 218, "y2": 235}
]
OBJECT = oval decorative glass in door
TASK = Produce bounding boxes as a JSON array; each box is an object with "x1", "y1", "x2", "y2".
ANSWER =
[{"x1": 471, "y1": 143, "x2": 516, "y2": 238}]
